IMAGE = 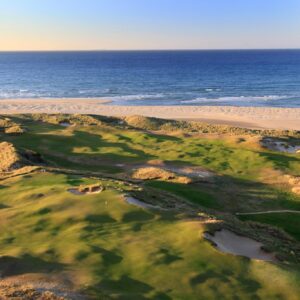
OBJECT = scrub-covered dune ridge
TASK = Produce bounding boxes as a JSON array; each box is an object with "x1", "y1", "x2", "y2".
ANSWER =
[{"x1": 0, "y1": 113, "x2": 299, "y2": 299}]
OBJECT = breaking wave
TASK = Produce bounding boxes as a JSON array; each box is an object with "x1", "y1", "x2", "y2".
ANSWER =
[{"x1": 181, "y1": 95, "x2": 292, "y2": 104}]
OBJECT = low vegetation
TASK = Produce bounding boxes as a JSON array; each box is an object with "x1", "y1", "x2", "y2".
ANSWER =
[
  {"x1": 0, "y1": 113, "x2": 299, "y2": 299},
  {"x1": 0, "y1": 142, "x2": 24, "y2": 172},
  {"x1": 132, "y1": 167, "x2": 192, "y2": 184}
]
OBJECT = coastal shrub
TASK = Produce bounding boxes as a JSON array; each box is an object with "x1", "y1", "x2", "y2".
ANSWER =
[
  {"x1": 123, "y1": 115, "x2": 300, "y2": 137},
  {"x1": 4, "y1": 125, "x2": 25, "y2": 135},
  {"x1": 0, "y1": 142, "x2": 23, "y2": 172},
  {"x1": 132, "y1": 167, "x2": 192, "y2": 184}
]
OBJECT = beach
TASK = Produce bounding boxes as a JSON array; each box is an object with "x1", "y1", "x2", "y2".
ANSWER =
[{"x1": 0, "y1": 98, "x2": 299, "y2": 130}]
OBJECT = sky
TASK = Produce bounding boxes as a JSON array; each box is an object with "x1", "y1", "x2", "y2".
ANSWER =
[{"x1": 0, "y1": 0, "x2": 300, "y2": 51}]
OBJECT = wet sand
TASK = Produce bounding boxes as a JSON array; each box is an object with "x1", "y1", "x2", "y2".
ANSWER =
[{"x1": 0, "y1": 98, "x2": 300, "y2": 130}]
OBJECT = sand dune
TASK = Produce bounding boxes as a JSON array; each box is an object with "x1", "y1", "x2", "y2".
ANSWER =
[{"x1": 0, "y1": 98, "x2": 299, "y2": 130}]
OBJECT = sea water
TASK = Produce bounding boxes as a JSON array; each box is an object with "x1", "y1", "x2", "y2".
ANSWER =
[{"x1": 0, "y1": 50, "x2": 299, "y2": 107}]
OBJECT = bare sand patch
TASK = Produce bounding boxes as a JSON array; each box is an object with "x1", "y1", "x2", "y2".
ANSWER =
[
  {"x1": 163, "y1": 165, "x2": 213, "y2": 179},
  {"x1": 204, "y1": 229, "x2": 276, "y2": 262},
  {"x1": 1, "y1": 99, "x2": 300, "y2": 130},
  {"x1": 68, "y1": 184, "x2": 104, "y2": 195},
  {"x1": 124, "y1": 196, "x2": 162, "y2": 210},
  {"x1": 261, "y1": 138, "x2": 300, "y2": 153},
  {"x1": 59, "y1": 122, "x2": 72, "y2": 127},
  {"x1": 130, "y1": 162, "x2": 214, "y2": 184}
]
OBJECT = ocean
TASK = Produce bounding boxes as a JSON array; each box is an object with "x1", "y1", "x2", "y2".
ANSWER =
[{"x1": 0, "y1": 50, "x2": 300, "y2": 107}]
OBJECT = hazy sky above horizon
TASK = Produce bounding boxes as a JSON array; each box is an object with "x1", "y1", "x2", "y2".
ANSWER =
[{"x1": 1, "y1": 0, "x2": 300, "y2": 51}]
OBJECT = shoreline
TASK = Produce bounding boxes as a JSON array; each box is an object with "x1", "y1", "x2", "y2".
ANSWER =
[{"x1": 0, "y1": 98, "x2": 300, "y2": 130}]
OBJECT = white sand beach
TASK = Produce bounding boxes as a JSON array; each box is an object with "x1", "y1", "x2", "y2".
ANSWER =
[{"x1": 0, "y1": 98, "x2": 299, "y2": 130}]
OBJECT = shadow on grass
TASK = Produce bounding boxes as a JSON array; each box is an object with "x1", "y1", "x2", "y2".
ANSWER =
[
  {"x1": 239, "y1": 212, "x2": 300, "y2": 241},
  {"x1": 0, "y1": 254, "x2": 65, "y2": 277},
  {"x1": 0, "y1": 203, "x2": 9, "y2": 209},
  {"x1": 91, "y1": 246, "x2": 123, "y2": 267},
  {"x1": 258, "y1": 151, "x2": 299, "y2": 171},
  {"x1": 145, "y1": 173, "x2": 300, "y2": 214},
  {"x1": 85, "y1": 214, "x2": 117, "y2": 224},
  {"x1": 154, "y1": 248, "x2": 183, "y2": 265},
  {"x1": 96, "y1": 275, "x2": 154, "y2": 299},
  {"x1": 122, "y1": 210, "x2": 155, "y2": 223},
  {"x1": 145, "y1": 180, "x2": 221, "y2": 210},
  {"x1": 10, "y1": 128, "x2": 159, "y2": 171},
  {"x1": 88, "y1": 273, "x2": 173, "y2": 299},
  {"x1": 65, "y1": 174, "x2": 86, "y2": 186},
  {"x1": 190, "y1": 264, "x2": 262, "y2": 296}
]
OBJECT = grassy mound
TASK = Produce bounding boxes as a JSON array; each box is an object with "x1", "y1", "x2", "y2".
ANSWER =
[
  {"x1": 0, "y1": 142, "x2": 24, "y2": 172},
  {"x1": 4, "y1": 125, "x2": 25, "y2": 135},
  {"x1": 0, "y1": 142, "x2": 44, "y2": 173},
  {"x1": 0, "y1": 117, "x2": 15, "y2": 128},
  {"x1": 124, "y1": 115, "x2": 174, "y2": 131},
  {"x1": 28, "y1": 113, "x2": 119, "y2": 127},
  {"x1": 132, "y1": 167, "x2": 192, "y2": 184},
  {"x1": 0, "y1": 116, "x2": 25, "y2": 135},
  {"x1": 123, "y1": 115, "x2": 300, "y2": 137}
]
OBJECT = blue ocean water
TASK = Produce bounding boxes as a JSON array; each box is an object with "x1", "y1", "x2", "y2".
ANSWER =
[{"x1": 0, "y1": 50, "x2": 300, "y2": 107}]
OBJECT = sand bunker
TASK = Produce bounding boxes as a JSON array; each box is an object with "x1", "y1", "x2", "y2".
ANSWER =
[
  {"x1": 163, "y1": 166, "x2": 213, "y2": 179},
  {"x1": 59, "y1": 122, "x2": 72, "y2": 127},
  {"x1": 125, "y1": 196, "x2": 161, "y2": 210},
  {"x1": 115, "y1": 163, "x2": 125, "y2": 167},
  {"x1": 204, "y1": 229, "x2": 276, "y2": 262},
  {"x1": 68, "y1": 185, "x2": 104, "y2": 195},
  {"x1": 261, "y1": 138, "x2": 300, "y2": 154},
  {"x1": 145, "y1": 160, "x2": 213, "y2": 179}
]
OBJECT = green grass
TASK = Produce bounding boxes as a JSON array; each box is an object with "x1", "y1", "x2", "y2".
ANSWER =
[
  {"x1": 146, "y1": 181, "x2": 221, "y2": 210},
  {"x1": 239, "y1": 213, "x2": 300, "y2": 241},
  {"x1": 6, "y1": 119, "x2": 300, "y2": 179},
  {"x1": 0, "y1": 172, "x2": 299, "y2": 299},
  {"x1": 1, "y1": 115, "x2": 300, "y2": 298}
]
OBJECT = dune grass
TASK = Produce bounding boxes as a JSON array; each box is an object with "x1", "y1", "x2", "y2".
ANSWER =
[{"x1": 5, "y1": 119, "x2": 300, "y2": 178}]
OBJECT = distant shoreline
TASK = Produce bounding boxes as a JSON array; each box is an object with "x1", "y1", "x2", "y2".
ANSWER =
[
  {"x1": 0, "y1": 98, "x2": 299, "y2": 130},
  {"x1": 1, "y1": 48, "x2": 300, "y2": 52}
]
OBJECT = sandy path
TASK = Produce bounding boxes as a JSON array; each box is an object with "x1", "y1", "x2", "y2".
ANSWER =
[{"x1": 0, "y1": 98, "x2": 300, "y2": 130}]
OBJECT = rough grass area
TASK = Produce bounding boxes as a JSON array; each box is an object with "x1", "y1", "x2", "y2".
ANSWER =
[
  {"x1": 239, "y1": 213, "x2": 300, "y2": 241},
  {"x1": 123, "y1": 115, "x2": 300, "y2": 137},
  {"x1": 0, "y1": 172, "x2": 300, "y2": 299},
  {"x1": 0, "y1": 142, "x2": 23, "y2": 172},
  {"x1": 0, "y1": 114, "x2": 300, "y2": 299},
  {"x1": 5, "y1": 115, "x2": 300, "y2": 178}
]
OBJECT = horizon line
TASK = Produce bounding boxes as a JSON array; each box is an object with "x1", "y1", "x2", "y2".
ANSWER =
[{"x1": 1, "y1": 47, "x2": 300, "y2": 53}]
